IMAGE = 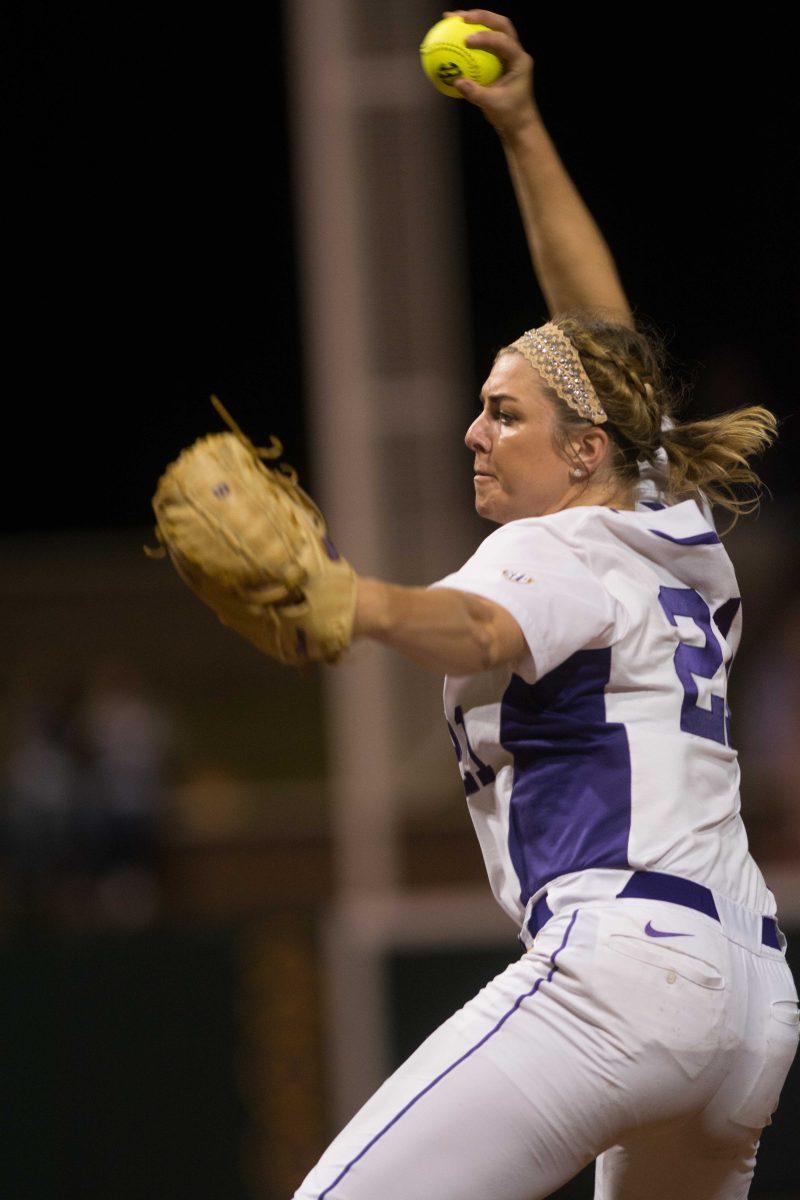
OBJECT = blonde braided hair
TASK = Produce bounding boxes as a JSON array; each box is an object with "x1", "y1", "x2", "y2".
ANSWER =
[{"x1": 534, "y1": 313, "x2": 777, "y2": 528}]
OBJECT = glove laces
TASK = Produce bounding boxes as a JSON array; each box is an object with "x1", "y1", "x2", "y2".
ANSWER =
[
  {"x1": 211, "y1": 394, "x2": 304, "y2": 487},
  {"x1": 145, "y1": 395, "x2": 322, "y2": 558}
]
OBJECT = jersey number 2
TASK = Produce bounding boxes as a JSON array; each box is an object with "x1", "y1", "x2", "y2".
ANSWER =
[{"x1": 658, "y1": 586, "x2": 735, "y2": 747}]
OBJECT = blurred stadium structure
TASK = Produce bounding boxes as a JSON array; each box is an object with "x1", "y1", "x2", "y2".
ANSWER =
[{"x1": 3, "y1": 0, "x2": 798, "y2": 1197}]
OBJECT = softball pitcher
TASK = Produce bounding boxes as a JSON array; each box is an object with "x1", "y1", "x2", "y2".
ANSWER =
[{"x1": 293, "y1": 10, "x2": 799, "y2": 1199}]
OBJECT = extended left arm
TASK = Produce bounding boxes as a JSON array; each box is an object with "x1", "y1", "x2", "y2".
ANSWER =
[{"x1": 354, "y1": 577, "x2": 525, "y2": 675}]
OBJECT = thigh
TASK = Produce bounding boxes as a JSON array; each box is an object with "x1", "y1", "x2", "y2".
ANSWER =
[{"x1": 295, "y1": 911, "x2": 612, "y2": 1200}]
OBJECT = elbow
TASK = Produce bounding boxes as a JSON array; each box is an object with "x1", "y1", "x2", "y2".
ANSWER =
[
  {"x1": 464, "y1": 593, "x2": 526, "y2": 673},
  {"x1": 468, "y1": 598, "x2": 512, "y2": 672},
  {"x1": 472, "y1": 620, "x2": 497, "y2": 673}
]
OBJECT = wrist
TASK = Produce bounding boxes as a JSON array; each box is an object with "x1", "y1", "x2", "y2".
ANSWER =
[
  {"x1": 497, "y1": 107, "x2": 546, "y2": 149},
  {"x1": 354, "y1": 576, "x2": 390, "y2": 641}
]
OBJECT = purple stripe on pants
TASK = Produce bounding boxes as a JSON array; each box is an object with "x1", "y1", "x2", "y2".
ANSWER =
[{"x1": 317, "y1": 909, "x2": 581, "y2": 1200}]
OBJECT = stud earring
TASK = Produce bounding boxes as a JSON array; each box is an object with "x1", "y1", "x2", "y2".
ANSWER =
[{"x1": 570, "y1": 465, "x2": 586, "y2": 480}]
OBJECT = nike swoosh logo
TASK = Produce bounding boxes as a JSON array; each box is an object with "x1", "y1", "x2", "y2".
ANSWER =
[{"x1": 645, "y1": 921, "x2": 694, "y2": 938}]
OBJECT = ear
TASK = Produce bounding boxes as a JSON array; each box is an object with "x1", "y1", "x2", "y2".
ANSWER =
[{"x1": 571, "y1": 426, "x2": 613, "y2": 475}]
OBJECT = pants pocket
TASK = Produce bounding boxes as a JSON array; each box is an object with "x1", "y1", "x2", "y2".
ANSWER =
[
  {"x1": 591, "y1": 927, "x2": 729, "y2": 1081},
  {"x1": 732, "y1": 999, "x2": 800, "y2": 1130},
  {"x1": 772, "y1": 998, "x2": 800, "y2": 1028},
  {"x1": 606, "y1": 934, "x2": 725, "y2": 990}
]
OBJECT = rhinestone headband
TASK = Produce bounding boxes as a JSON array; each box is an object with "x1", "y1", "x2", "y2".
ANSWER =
[{"x1": 506, "y1": 322, "x2": 607, "y2": 424}]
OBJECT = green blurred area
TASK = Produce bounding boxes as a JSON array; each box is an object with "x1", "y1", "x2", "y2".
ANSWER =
[
  {"x1": 0, "y1": 915, "x2": 326, "y2": 1200},
  {"x1": 0, "y1": 929, "x2": 245, "y2": 1200}
]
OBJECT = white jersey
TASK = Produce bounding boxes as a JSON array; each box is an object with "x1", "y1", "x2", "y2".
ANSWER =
[{"x1": 431, "y1": 498, "x2": 776, "y2": 947}]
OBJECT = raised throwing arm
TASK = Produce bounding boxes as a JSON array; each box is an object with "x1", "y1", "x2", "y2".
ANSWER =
[{"x1": 449, "y1": 9, "x2": 634, "y2": 326}]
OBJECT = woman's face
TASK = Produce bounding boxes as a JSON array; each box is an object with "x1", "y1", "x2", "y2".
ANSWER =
[{"x1": 465, "y1": 351, "x2": 577, "y2": 524}]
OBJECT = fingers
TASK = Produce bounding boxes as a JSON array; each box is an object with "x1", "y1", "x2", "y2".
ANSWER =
[
  {"x1": 452, "y1": 76, "x2": 484, "y2": 100},
  {"x1": 452, "y1": 77, "x2": 499, "y2": 106},
  {"x1": 463, "y1": 28, "x2": 527, "y2": 67},
  {"x1": 444, "y1": 9, "x2": 518, "y2": 39}
]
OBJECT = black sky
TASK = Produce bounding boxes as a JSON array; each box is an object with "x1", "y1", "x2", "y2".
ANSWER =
[{"x1": 6, "y1": 3, "x2": 797, "y2": 533}]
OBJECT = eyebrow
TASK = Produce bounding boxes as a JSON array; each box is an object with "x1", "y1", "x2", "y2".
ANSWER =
[{"x1": 479, "y1": 392, "x2": 522, "y2": 405}]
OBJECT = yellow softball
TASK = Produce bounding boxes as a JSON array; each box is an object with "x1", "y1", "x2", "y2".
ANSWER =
[{"x1": 419, "y1": 16, "x2": 503, "y2": 99}]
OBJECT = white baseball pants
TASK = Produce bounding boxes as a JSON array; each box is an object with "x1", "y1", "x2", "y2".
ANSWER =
[{"x1": 295, "y1": 898, "x2": 799, "y2": 1200}]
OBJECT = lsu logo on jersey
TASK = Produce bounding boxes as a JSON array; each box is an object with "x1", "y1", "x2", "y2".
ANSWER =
[{"x1": 502, "y1": 568, "x2": 534, "y2": 585}]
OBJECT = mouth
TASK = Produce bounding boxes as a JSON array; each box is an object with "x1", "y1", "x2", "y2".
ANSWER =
[{"x1": 474, "y1": 469, "x2": 494, "y2": 478}]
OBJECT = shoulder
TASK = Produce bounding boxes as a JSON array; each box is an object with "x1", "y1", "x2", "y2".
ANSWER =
[
  {"x1": 471, "y1": 506, "x2": 650, "y2": 568},
  {"x1": 438, "y1": 510, "x2": 622, "y2": 608},
  {"x1": 456, "y1": 512, "x2": 600, "y2": 586},
  {"x1": 472, "y1": 507, "x2": 604, "y2": 554},
  {"x1": 530, "y1": 500, "x2": 723, "y2": 555},
  {"x1": 451, "y1": 500, "x2": 729, "y2": 590}
]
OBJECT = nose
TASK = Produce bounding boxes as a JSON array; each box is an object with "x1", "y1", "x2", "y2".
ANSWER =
[{"x1": 465, "y1": 410, "x2": 491, "y2": 453}]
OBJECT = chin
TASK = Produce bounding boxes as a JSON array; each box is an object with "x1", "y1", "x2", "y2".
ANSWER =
[{"x1": 475, "y1": 497, "x2": 506, "y2": 525}]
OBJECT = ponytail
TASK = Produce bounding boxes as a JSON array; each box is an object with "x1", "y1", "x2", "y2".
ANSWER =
[{"x1": 659, "y1": 407, "x2": 777, "y2": 524}]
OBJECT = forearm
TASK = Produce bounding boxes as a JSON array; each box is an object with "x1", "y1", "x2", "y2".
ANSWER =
[
  {"x1": 354, "y1": 577, "x2": 514, "y2": 676},
  {"x1": 502, "y1": 114, "x2": 633, "y2": 325}
]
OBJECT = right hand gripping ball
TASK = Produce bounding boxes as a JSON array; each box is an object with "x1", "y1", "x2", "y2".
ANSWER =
[{"x1": 420, "y1": 15, "x2": 503, "y2": 99}]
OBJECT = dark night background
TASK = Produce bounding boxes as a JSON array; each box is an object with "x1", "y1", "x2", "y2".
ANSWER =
[{"x1": 6, "y1": 3, "x2": 797, "y2": 535}]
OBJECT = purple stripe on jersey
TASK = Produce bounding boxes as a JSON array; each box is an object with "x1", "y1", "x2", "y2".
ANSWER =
[
  {"x1": 500, "y1": 649, "x2": 632, "y2": 910},
  {"x1": 316, "y1": 911, "x2": 580, "y2": 1199},
  {"x1": 650, "y1": 529, "x2": 721, "y2": 546},
  {"x1": 714, "y1": 596, "x2": 741, "y2": 640},
  {"x1": 527, "y1": 894, "x2": 554, "y2": 940},
  {"x1": 640, "y1": 500, "x2": 666, "y2": 511}
]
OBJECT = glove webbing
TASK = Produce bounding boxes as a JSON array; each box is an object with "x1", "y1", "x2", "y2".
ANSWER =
[{"x1": 146, "y1": 395, "x2": 324, "y2": 575}]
